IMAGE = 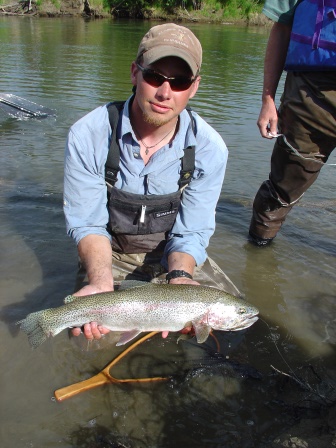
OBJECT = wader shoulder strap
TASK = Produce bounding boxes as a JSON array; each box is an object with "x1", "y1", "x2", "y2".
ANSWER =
[
  {"x1": 105, "y1": 102, "x2": 196, "y2": 188},
  {"x1": 179, "y1": 108, "x2": 196, "y2": 189},
  {"x1": 105, "y1": 101, "x2": 125, "y2": 185}
]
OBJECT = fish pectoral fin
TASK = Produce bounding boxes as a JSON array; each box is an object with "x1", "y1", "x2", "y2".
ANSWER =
[
  {"x1": 192, "y1": 321, "x2": 211, "y2": 344},
  {"x1": 116, "y1": 330, "x2": 142, "y2": 346}
]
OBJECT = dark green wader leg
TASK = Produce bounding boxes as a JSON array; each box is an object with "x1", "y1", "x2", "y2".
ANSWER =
[
  {"x1": 250, "y1": 71, "x2": 336, "y2": 242},
  {"x1": 249, "y1": 136, "x2": 325, "y2": 241}
]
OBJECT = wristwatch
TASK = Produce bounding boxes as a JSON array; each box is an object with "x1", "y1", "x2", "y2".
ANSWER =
[{"x1": 166, "y1": 270, "x2": 193, "y2": 282}]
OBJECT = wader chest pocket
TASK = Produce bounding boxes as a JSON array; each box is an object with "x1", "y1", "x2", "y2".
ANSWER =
[{"x1": 108, "y1": 188, "x2": 181, "y2": 235}]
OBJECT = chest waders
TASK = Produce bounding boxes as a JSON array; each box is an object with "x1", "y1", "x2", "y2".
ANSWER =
[{"x1": 105, "y1": 101, "x2": 196, "y2": 254}]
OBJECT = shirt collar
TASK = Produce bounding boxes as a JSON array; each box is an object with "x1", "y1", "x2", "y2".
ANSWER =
[{"x1": 120, "y1": 96, "x2": 197, "y2": 154}]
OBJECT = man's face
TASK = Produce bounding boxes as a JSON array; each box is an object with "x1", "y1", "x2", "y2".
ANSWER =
[{"x1": 131, "y1": 56, "x2": 200, "y2": 127}]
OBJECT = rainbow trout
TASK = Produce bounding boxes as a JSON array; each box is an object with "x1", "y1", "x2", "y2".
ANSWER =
[{"x1": 17, "y1": 283, "x2": 259, "y2": 349}]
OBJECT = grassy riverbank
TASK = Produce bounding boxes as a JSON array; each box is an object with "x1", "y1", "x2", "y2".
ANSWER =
[{"x1": 0, "y1": 0, "x2": 270, "y2": 25}]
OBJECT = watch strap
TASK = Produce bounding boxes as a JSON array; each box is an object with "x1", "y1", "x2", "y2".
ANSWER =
[{"x1": 166, "y1": 269, "x2": 193, "y2": 282}]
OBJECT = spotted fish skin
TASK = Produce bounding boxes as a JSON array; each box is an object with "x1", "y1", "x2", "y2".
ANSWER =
[{"x1": 17, "y1": 283, "x2": 259, "y2": 349}]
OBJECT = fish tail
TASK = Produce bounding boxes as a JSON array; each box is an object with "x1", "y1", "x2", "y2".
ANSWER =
[{"x1": 17, "y1": 311, "x2": 49, "y2": 349}]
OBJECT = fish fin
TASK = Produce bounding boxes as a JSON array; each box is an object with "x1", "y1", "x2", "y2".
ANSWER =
[
  {"x1": 116, "y1": 280, "x2": 150, "y2": 291},
  {"x1": 17, "y1": 311, "x2": 48, "y2": 349},
  {"x1": 176, "y1": 334, "x2": 194, "y2": 344},
  {"x1": 192, "y1": 321, "x2": 211, "y2": 344},
  {"x1": 64, "y1": 281, "x2": 150, "y2": 302},
  {"x1": 63, "y1": 294, "x2": 80, "y2": 304},
  {"x1": 116, "y1": 330, "x2": 142, "y2": 346}
]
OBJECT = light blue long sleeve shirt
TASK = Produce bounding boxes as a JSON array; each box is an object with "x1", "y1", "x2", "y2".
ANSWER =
[{"x1": 63, "y1": 96, "x2": 228, "y2": 268}]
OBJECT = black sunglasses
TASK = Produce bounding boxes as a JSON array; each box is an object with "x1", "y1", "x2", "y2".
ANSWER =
[{"x1": 136, "y1": 64, "x2": 196, "y2": 92}]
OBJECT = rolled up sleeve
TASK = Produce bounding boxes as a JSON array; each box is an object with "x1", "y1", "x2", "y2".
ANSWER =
[
  {"x1": 163, "y1": 121, "x2": 228, "y2": 267},
  {"x1": 63, "y1": 107, "x2": 111, "y2": 245}
]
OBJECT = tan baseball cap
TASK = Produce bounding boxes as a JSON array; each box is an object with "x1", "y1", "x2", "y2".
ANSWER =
[{"x1": 137, "y1": 23, "x2": 202, "y2": 76}]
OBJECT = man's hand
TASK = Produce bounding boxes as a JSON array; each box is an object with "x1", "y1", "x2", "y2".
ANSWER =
[
  {"x1": 162, "y1": 277, "x2": 199, "y2": 338},
  {"x1": 71, "y1": 322, "x2": 111, "y2": 340},
  {"x1": 161, "y1": 326, "x2": 192, "y2": 339},
  {"x1": 71, "y1": 235, "x2": 114, "y2": 340},
  {"x1": 257, "y1": 97, "x2": 279, "y2": 138},
  {"x1": 257, "y1": 21, "x2": 291, "y2": 139},
  {"x1": 163, "y1": 251, "x2": 199, "y2": 339},
  {"x1": 70, "y1": 284, "x2": 112, "y2": 340}
]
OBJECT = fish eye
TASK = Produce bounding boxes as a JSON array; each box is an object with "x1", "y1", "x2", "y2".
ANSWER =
[{"x1": 238, "y1": 307, "x2": 246, "y2": 314}]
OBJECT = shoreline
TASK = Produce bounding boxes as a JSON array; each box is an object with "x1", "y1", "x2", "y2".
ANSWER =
[{"x1": 0, "y1": 1, "x2": 271, "y2": 26}]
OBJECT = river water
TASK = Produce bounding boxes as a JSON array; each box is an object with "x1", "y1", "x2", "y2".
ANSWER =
[{"x1": 0, "y1": 16, "x2": 335, "y2": 448}]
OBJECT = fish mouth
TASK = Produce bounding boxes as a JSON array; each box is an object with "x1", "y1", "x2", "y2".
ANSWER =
[{"x1": 232, "y1": 315, "x2": 259, "y2": 331}]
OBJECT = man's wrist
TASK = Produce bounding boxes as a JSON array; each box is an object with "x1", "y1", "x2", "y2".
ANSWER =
[{"x1": 166, "y1": 270, "x2": 193, "y2": 283}]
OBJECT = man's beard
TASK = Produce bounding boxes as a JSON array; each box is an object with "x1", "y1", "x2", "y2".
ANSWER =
[{"x1": 141, "y1": 108, "x2": 174, "y2": 128}]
